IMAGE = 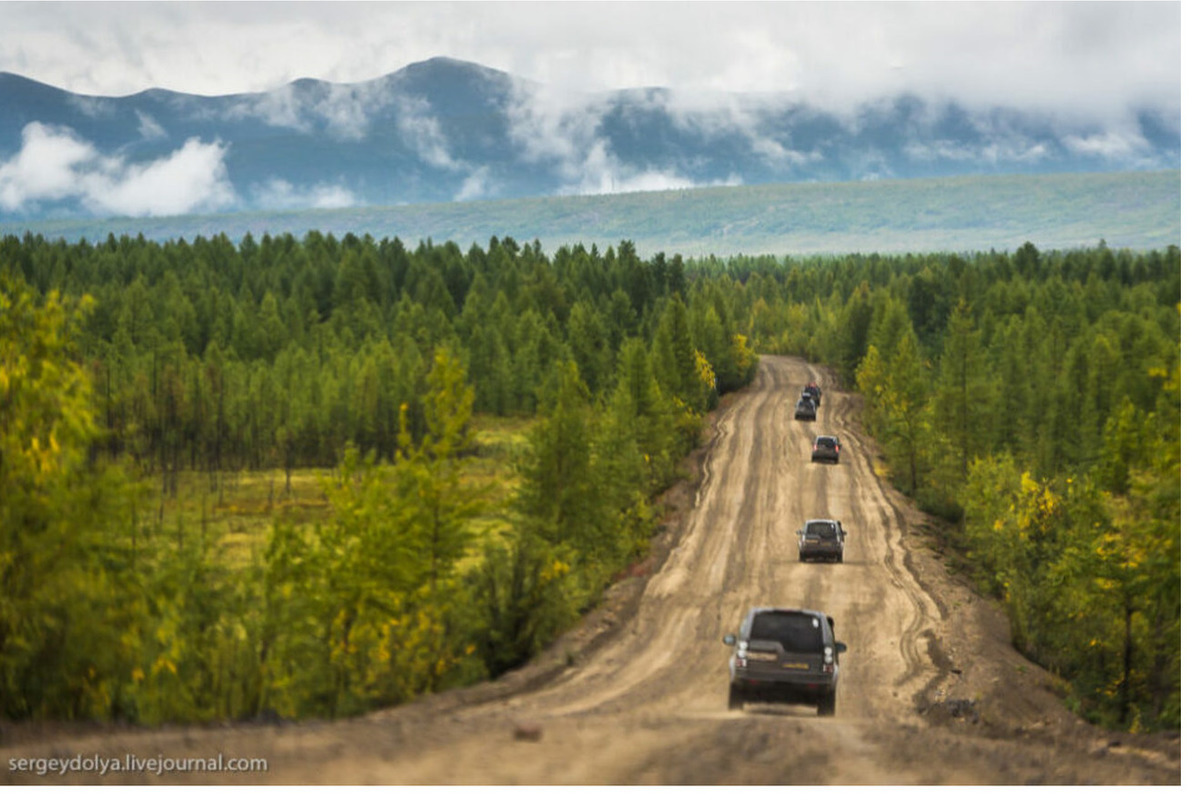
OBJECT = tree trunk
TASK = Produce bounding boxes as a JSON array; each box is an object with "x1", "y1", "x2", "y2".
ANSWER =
[{"x1": 1120, "y1": 590, "x2": 1134, "y2": 725}]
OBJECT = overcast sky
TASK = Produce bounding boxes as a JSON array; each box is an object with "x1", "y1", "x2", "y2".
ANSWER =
[
  {"x1": 0, "y1": 1, "x2": 1183, "y2": 219},
  {"x1": 0, "y1": 1, "x2": 1182, "y2": 121}
]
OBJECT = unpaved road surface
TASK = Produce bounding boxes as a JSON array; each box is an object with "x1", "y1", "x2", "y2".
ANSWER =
[{"x1": 2, "y1": 356, "x2": 1181, "y2": 785}]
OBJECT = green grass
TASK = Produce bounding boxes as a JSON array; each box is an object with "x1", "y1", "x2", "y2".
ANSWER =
[{"x1": 145, "y1": 414, "x2": 536, "y2": 570}]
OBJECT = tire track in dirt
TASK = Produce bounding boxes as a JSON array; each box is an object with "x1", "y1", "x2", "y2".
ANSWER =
[{"x1": 810, "y1": 362, "x2": 944, "y2": 710}]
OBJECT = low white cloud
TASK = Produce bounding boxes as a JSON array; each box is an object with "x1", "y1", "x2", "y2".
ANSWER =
[
  {"x1": 136, "y1": 110, "x2": 167, "y2": 140},
  {"x1": 1060, "y1": 130, "x2": 1150, "y2": 161},
  {"x1": 505, "y1": 83, "x2": 609, "y2": 165},
  {"x1": 0, "y1": 122, "x2": 235, "y2": 217},
  {"x1": 904, "y1": 139, "x2": 1049, "y2": 166},
  {"x1": 251, "y1": 178, "x2": 357, "y2": 209},
  {"x1": 0, "y1": 123, "x2": 95, "y2": 209},
  {"x1": 649, "y1": 90, "x2": 822, "y2": 170},
  {"x1": 845, "y1": 148, "x2": 895, "y2": 183},
  {"x1": 504, "y1": 83, "x2": 753, "y2": 197},
  {"x1": 454, "y1": 167, "x2": 493, "y2": 202},
  {"x1": 396, "y1": 94, "x2": 460, "y2": 169},
  {"x1": 564, "y1": 140, "x2": 740, "y2": 197},
  {"x1": 66, "y1": 95, "x2": 116, "y2": 118},
  {"x1": 314, "y1": 83, "x2": 385, "y2": 141},
  {"x1": 224, "y1": 83, "x2": 309, "y2": 130},
  {"x1": 220, "y1": 80, "x2": 389, "y2": 141}
]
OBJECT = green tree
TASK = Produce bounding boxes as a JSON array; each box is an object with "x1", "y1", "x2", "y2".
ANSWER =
[
  {"x1": 0, "y1": 274, "x2": 134, "y2": 719},
  {"x1": 932, "y1": 300, "x2": 993, "y2": 490}
]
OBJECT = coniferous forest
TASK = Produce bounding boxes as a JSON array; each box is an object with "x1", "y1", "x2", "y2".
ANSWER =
[{"x1": 0, "y1": 232, "x2": 1179, "y2": 731}]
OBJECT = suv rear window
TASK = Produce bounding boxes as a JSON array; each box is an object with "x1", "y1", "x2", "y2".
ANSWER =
[
  {"x1": 749, "y1": 612, "x2": 824, "y2": 653},
  {"x1": 806, "y1": 522, "x2": 838, "y2": 539},
  {"x1": 816, "y1": 437, "x2": 836, "y2": 446}
]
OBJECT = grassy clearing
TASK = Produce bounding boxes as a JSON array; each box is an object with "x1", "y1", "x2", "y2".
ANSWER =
[{"x1": 140, "y1": 414, "x2": 536, "y2": 570}]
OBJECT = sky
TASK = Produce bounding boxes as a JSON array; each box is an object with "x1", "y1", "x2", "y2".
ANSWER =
[
  {"x1": 0, "y1": 0, "x2": 1182, "y2": 123},
  {"x1": 0, "y1": 1, "x2": 1184, "y2": 220}
]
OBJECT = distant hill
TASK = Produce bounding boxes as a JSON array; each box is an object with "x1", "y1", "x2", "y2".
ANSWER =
[
  {"x1": 0, "y1": 57, "x2": 1181, "y2": 223},
  {"x1": 2, "y1": 170, "x2": 1179, "y2": 258}
]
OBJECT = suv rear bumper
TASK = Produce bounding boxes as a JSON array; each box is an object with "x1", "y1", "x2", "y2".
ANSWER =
[
  {"x1": 730, "y1": 674, "x2": 836, "y2": 705},
  {"x1": 800, "y1": 544, "x2": 843, "y2": 561}
]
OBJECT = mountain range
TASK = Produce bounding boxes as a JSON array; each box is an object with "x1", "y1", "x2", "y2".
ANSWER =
[{"x1": 0, "y1": 56, "x2": 1181, "y2": 223}]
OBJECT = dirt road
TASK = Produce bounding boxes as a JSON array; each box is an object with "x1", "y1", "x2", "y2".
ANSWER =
[{"x1": 2, "y1": 356, "x2": 1180, "y2": 784}]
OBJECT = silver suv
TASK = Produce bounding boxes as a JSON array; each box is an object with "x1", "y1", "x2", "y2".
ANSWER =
[{"x1": 723, "y1": 607, "x2": 847, "y2": 716}]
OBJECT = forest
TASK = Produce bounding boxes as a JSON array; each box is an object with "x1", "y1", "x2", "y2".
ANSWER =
[{"x1": 0, "y1": 231, "x2": 1180, "y2": 731}]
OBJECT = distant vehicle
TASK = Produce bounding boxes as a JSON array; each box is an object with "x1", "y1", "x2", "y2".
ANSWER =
[
  {"x1": 801, "y1": 385, "x2": 821, "y2": 408},
  {"x1": 794, "y1": 398, "x2": 817, "y2": 421},
  {"x1": 811, "y1": 435, "x2": 841, "y2": 464},
  {"x1": 723, "y1": 607, "x2": 847, "y2": 716},
  {"x1": 798, "y1": 519, "x2": 846, "y2": 563}
]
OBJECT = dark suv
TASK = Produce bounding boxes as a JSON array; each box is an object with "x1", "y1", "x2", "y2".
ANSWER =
[
  {"x1": 798, "y1": 519, "x2": 846, "y2": 562},
  {"x1": 811, "y1": 435, "x2": 841, "y2": 463},
  {"x1": 803, "y1": 383, "x2": 822, "y2": 407},
  {"x1": 794, "y1": 398, "x2": 816, "y2": 421},
  {"x1": 723, "y1": 607, "x2": 847, "y2": 716}
]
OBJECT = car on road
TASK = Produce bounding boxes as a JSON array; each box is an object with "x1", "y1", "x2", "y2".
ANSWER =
[
  {"x1": 798, "y1": 519, "x2": 846, "y2": 563},
  {"x1": 801, "y1": 384, "x2": 821, "y2": 408},
  {"x1": 811, "y1": 435, "x2": 841, "y2": 463},
  {"x1": 723, "y1": 607, "x2": 847, "y2": 716},
  {"x1": 794, "y1": 398, "x2": 817, "y2": 421}
]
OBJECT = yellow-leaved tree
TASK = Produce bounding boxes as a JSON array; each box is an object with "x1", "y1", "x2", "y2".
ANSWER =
[{"x1": 1, "y1": 273, "x2": 135, "y2": 719}]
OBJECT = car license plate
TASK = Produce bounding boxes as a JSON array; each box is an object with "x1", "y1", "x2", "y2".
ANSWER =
[{"x1": 784, "y1": 662, "x2": 809, "y2": 670}]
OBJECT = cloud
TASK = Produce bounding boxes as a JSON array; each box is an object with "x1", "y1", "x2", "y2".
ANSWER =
[
  {"x1": 1060, "y1": 130, "x2": 1152, "y2": 161},
  {"x1": 66, "y1": 94, "x2": 116, "y2": 119},
  {"x1": 562, "y1": 140, "x2": 740, "y2": 197},
  {"x1": 647, "y1": 90, "x2": 823, "y2": 170},
  {"x1": 454, "y1": 167, "x2": 493, "y2": 202},
  {"x1": 136, "y1": 110, "x2": 167, "y2": 140},
  {"x1": 220, "y1": 80, "x2": 390, "y2": 141},
  {"x1": 0, "y1": 122, "x2": 235, "y2": 217},
  {"x1": 503, "y1": 82, "x2": 763, "y2": 196},
  {"x1": 251, "y1": 178, "x2": 358, "y2": 209},
  {"x1": 314, "y1": 83, "x2": 386, "y2": 141},
  {"x1": 395, "y1": 94, "x2": 460, "y2": 169},
  {"x1": 904, "y1": 137, "x2": 1050, "y2": 166},
  {"x1": 224, "y1": 84, "x2": 309, "y2": 131},
  {"x1": 0, "y1": 122, "x2": 95, "y2": 209},
  {"x1": 504, "y1": 82, "x2": 816, "y2": 193},
  {"x1": 504, "y1": 82, "x2": 606, "y2": 166}
]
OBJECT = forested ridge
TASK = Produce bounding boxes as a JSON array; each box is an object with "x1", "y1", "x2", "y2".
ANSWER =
[{"x1": 0, "y1": 232, "x2": 1179, "y2": 731}]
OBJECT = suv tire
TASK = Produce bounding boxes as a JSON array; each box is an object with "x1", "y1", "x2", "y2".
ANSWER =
[
  {"x1": 728, "y1": 685, "x2": 745, "y2": 711},
  {"x1": 817, "y1": 692, "x2": 836, "y2": 717}
]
